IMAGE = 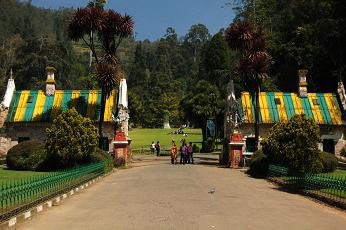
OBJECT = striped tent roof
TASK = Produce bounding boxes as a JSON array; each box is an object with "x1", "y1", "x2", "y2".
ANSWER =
[
  {"x1": 7, "y1": 90, "x2": 116, "y2": 123},
  {"x1": 240, "y1": 92, "x2": 344, "y2": 125}
]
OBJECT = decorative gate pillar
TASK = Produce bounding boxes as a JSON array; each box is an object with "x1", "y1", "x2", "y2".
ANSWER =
[
  {"x1": 112, "y1": 78, "x2": 131, "y2": 165},
  {"x1": 229, "y1": 132, "x2": 245, "y2": 168},
  {"x1": 113, "y1": 131, "x2": 129, "y2": 164}
]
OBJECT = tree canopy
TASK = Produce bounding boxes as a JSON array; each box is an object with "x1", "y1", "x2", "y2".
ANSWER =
[
  {"x1": 1, "y1": 0, "x2": 346, "y2": 147},
  {"x1": 45, "y1": 108, "x2": 99, "y2": 169},
  {"x1": 261, "y1": 115, "x2": 322, "y2": 173},
  {"x1": 232, "y1": 0, "x2": 346, "y2": 92}
]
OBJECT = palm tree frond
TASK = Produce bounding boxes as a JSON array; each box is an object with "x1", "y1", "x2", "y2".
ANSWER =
[
  {"x1": 225, "y1": 20, "x2": 253, "y2": 50},
  {"x1": 67, "y1": 7, "x2": 106, "y2": 41},
  {"x1": 119, "y1": 14, "x2": 134, "y2": 36},
  {"x1": 96, "y1": 62, "x2": 121, "y2": 98}
]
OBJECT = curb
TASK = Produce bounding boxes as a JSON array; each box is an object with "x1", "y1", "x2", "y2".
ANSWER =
[{"x1": 0, "y1": 169, "x2": 116, "y2": 230}]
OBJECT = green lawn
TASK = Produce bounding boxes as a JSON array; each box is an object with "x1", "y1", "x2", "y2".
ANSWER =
[
  {"x1": 129, "y1": 128, "x2": 202, "y2": 150},
  {"x1": 326, "y1": 170, "x2": 346, "y2": 179},
  {"x1": 0, "y1": 168, "x2": 49, "y2": 183},
  {"x1": 277, "y1": 170, "x2": 346, "y2": 198},
  {"x1": 322, "y1": 170, "x2": 346, "y2": 198}
]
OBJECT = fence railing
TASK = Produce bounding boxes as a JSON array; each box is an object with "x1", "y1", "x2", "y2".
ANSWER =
[
  {"x1": 268, "y1": 164, "x2": 346, "y2": 209},
  {"x1": 0, "y1": 161, "x2": 105, "y2": 223}
]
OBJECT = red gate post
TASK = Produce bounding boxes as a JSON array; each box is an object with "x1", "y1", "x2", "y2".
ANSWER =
[
  {"x1": 229, "y1": 132, "x2": 245, "y2": 168},
  {"x1": 113, "y1": 131, "x2": 129, "y2": 165}
]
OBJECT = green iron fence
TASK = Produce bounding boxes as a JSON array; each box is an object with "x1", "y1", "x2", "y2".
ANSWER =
[
  {"x1": 268, "y1": 164, "x2": 346, "y2": 209},
  {"x1": 0, "y1": 161, "x2": 105, "y2": 223}
]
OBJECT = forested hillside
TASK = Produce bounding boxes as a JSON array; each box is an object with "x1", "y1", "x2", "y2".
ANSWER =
[
  {"x1": 1, "y1": 0, "x2": 346, "y2": 132},
  {"x1": 233, "y1": 0, "x2": 346, "y2": 93},
  {"x1": 0, "y1": 0, "x2": 91, "y2": 94},
  {"x1": 0, "y1": 0, "x2": 231, "y2": 130}
]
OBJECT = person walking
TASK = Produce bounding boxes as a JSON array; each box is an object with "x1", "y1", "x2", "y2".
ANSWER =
[
  {"x1": 187, "y1": 142, "x2": 194, "y2": 164},
  {"x1": 171, "y1": 141, "x2": 177, "y2": 164},
  {"x1": 180, "y1": 143, "x2": 187, "y2": 164},
  {"x1": 155, "y1": 141, "x2": 161, "y2": 157},
  {"x1": 150, "y1": 141, "x2": 155, "y2": 154}
]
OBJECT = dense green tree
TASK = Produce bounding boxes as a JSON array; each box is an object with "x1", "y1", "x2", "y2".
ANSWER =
[
  {"x1": 192, "y1": 32, "x2": 233, "y2": 146},
  {"x1": 233, "y1": 0, "x2": 346, "y2": 92},
  {"x1": 182, "y1": 24, "x2": 211, "y2": 82},
  {"x1": 155, "y1": 28, "x2": 188, "y2": 80},
  {"x1": 0, "y1": 1, "x2": 90, "y2": 97},
  {"x1": 184, "y1": 24, "x2": 211, "y2": 64},
  {"x1": 128, "y1": 90, "x2": 144, "y2": 127},
  {"x1": 0, "y1": 35, "x2": 23, "y2": 97},
  {"x1": 201, "y1": 32, "x2": 231, "y2": 93},
  {"x1": 10, "y1": 36, "x2": 88, "y2": 90},
  {"x1": 45, "y1": 108, "x2": 99, "y2": 169},
  {"x1": 181, "y1": 80, "x2": 225, "y2": 150},
  {"x1": 128, "y1": 42, "x2": 148, "y2": 87},
  {"x1": 261, "y1": 115, "x2": 322, "y2": 173}
]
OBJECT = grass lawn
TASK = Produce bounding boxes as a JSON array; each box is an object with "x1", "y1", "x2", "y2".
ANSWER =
[
  {"x1": 278, "y1": 170, "x2": 346, "y2": 198},
  {"x1": 326, "y1": 170, "x2": 346, "y2": 179},
  {"x1": 320, "y1": 170, "x2": 346, "y2": 198},
  {"x1": 0, "y1": 168, "x2": 49, "y2": 183},
  {"x1": 129, "y1": 128, "x2": 202, "y2": 150}
]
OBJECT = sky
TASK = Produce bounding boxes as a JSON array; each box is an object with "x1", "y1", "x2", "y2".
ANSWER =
[{"x1": 30, "y1": 0, "x2": 236, "y2": 41}]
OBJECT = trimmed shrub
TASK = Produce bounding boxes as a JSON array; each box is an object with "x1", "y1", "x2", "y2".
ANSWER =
[
  {"x1": 261, "y1": 115, "x2": 322, "y2": 173},
  {"x1": 319, "y1": 151, "x2": 338, "y2": 173},
  {"x1": 6, "y1": 140, "x2": 47, "y2": 171},
  {"x1": 45, "y1": 108, "x2": 98, "y2": 169},
  {"x1": 248, "y1": 150, "x2": 269, "y2": 177}
]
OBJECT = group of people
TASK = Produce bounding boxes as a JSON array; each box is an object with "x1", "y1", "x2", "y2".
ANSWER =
[
  {"x1": 151, "y1": 141, "x2": 160, "y2": 156},
  {"x1": 150, "y1": 140, "x2": 194, "y2": 165},
  {"x1": 170, "y1": 141, "x2": 194, "y2": 165}
]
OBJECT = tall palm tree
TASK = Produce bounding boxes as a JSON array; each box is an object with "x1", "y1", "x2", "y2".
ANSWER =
[
  {"x1": 67, "y1": 5, "x2": 134, "y2": 148},
  {"x1": 225, "y1": 20, "x2": 270, "y2": 150}
]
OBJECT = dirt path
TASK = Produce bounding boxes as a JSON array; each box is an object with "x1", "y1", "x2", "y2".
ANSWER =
[{"x1": 17, "y1": 155, "x2": 346, "y2": 230}]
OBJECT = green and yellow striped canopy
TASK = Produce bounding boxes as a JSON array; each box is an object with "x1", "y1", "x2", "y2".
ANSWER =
[
  {"x1": 7, "y1": 90, "x2": 116, "y2": 123},
  {"x1": 240, "y1": 92, "x2": 344, "y2": 125}
]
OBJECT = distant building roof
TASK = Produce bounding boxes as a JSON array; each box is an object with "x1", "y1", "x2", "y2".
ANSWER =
[
  {"x1": 7, "y1": 90, "x2": 116, "y2": 123},
  {"x1": 240, "y1": 92, "x2": 344, "y2": 125}
]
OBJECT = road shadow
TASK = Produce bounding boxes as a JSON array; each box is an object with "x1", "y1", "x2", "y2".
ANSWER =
[{"x1": 194, "y1": 156, "x2": 227, "y2": 168}]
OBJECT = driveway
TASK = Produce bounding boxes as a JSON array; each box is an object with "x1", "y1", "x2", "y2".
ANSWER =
[{"x1": 17, "y1": 155, "x2": 346, "y2": 230}]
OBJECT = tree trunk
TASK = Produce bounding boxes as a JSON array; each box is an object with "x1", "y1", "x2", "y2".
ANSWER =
[
  {"x1": 98, "y1": 89, "x2": 106, "y2": 149},
  {"x1": 254, "y1": 86, "x2": 260, "y2": 151}
]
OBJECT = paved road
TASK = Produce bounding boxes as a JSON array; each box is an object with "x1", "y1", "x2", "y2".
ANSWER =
[{"x1": 17, "y1": 155, "x2": 346, "y2": 230}]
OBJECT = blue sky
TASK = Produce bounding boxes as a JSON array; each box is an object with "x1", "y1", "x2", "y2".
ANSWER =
[{"x1": 31, "y1": 0, "x2": 236, "y2": 41}]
